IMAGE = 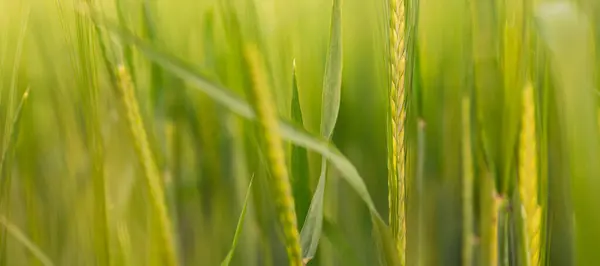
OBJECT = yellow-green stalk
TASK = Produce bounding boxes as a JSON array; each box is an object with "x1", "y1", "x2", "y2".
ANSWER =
[
  {"x1": 244, "y1": 46, "x2": 302, "y2": 266},
  {"x1": 519, "y1": 83, "x2": 541, "y2": 266},
  {"x1": 462, "y1": 97, "x2": 474, "y2": 266},
  {"x1": 388, "y1": 0, "x2": 406, "y2": 262},
  {"x1": 115, "y1": 65, "x2": 177, "y2": 266},
  {"x1": 480, "y1": 171, "x2": 500, "y2": 266}
]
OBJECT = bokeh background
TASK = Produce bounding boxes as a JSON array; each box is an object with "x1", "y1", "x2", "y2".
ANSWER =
[{"x1": 1, "y1": 0, "x2": 390, "y2": 265}]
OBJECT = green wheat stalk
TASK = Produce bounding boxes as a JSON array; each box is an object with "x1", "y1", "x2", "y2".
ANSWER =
[
  {"x1": 519, "y1": 83, "x2": 541, "y2": 266},
  {"x1": 388, "y1": 0, "x2": 406, "y2": 262},
  {"x1": 462, "y1": 97, "x2": 474, "y2": 266},
  {"x1": 244, "y1": 45, "x2": 302, "y2": 266},
  {"x1": 115, "y1": 65, "x2": 177, "y2": 266}
]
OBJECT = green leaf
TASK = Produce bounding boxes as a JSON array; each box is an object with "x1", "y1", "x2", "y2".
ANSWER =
[
  {"x1": 300, "y1": 160, "x2": 327, "y2": 261},
  {"x1": 0, "y1": 90, "x2": 30, "y2": 262},
  {"x1": 0, "y1": 216, "x2": 54, "y2": 266},
  {"x1": 1, "y1": 88, "x2": 30, "y2": 192},
  {"x1": 319, "y1": 0, "x2": 343, "y2": 140},
  {"x1": 290, "y1": 60, "x2": 310, "y2": 229},
  {"x1": 299, "y1": 0, "x2": 343, "y2": 261},
  {"x1": 536, "y1": 3, "x2": 600, "y2": 264},
  {"x1": 221, "y1": 176, "x2": 254, "y2": 266}
]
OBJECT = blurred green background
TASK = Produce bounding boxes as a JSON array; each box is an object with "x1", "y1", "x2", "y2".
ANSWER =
[{"x1": 0, "y1": 0, "x2": 390, "y2": 265}]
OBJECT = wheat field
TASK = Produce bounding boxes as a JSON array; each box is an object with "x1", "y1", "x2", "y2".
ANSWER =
[{"x1": 1, "y1": 0, "x2": 600, "y2": 265}]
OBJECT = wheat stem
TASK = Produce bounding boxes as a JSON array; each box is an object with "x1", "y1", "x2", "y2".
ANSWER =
[{"x1": 462, "y1": 97, "x2": 474, "y2": 266}]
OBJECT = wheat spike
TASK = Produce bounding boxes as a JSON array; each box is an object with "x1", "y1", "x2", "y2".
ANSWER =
[
  {"x1": 388, "y1": 0, "x2": 406, "y2": 262},
  {"x1": 245, "y1": 46, "x2": 302, "y2": 266},
  {"x1": 519, "y1": 83, "x2": 541, "y2": 266},
  {"x1": 116, "y1": 65, "x2": 177, "y2": 266}
]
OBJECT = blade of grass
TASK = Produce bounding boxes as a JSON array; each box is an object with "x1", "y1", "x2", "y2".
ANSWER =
[
  {"x1": 0, "y1": 87, "x2": 30, "y2": 264},
  {"x1": 221, "y1": 176, "x2": 254, "y2": 266},
  {"x1": 0, "y1": 87, "x2": 30, "y2": 186},
  {"x1": 0, "y1": 86, "x2": 30, "y2": 184},
  {"x1": 299, "y1": 0, "x2": 343, "y2": 262},
  {"x1": 469, "y1": 0, "x2": 502, "y2": 193},
  {"x1": 319, "y1": 0, "x2": 343, "y2": 141},
  {"x1": 290, "y1": 60, "x2": 310, "y2": 229},
  {"x1": 500, "y1": 0, "x2": 526, "y2": 195},
  {"x1": 0, "y1": 216, "x2": 54, "y2": 266},
  {"x1": 300, "y1": 159, "x2": 326, "y2": 262}
]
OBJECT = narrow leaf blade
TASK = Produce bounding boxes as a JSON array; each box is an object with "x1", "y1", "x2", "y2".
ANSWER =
[
  {"x1": 299, "y1": 160, "x2": 326, "y2": 261},
  {"x1": 221, "y1": 177, "x2": 254, "y2": 266},
  {"x1": 299, "y1": 0, "x2": 344, "y2": 262},
  {"x1": 320, "y1": 0, "x2": 344, "y2": 139},
  {"x1": 290, "y1": 60, "x2": 310, "y2": 229}
]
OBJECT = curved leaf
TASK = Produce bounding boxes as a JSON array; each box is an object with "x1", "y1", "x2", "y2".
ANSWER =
[
  {"x1": 300, "y1": 0, "x2": 343, "y2": 262},
  {"x1": 299, "y1": 160, "x2": 327, "y2": 261},
  {"x1": 290, "y1": 60, "x2": 310, "y2": 229},
  {"x1": 319, "y1": 0, "x2": 343, "y2": 140}
]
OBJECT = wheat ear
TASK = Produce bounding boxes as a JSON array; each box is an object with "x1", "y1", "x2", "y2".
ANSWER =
[
  {"x1": 244, "y1": 46, "x2": 302, "y2": 266},
  {"x1": 388, "y1": 0, "x2": 406, "y2": 262}
]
